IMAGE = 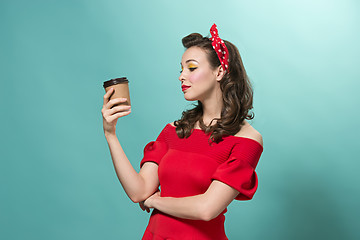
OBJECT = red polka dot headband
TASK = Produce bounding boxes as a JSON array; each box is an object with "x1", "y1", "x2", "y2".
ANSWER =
[{"x1": 210, "y1": 23, "x2": 229, "y2": 71}]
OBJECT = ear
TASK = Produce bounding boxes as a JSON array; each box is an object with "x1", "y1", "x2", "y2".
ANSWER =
[{"x1": 215, "y1": 65, "x2": 226, "y2": 82}]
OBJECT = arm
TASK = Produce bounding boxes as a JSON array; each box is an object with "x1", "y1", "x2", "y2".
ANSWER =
[
  {"x1": 143, "y1": 180, "x2": 239, "y2": 221},
  {"x1": 105, "y1": 133, "x2": 160, "y2": 203},
  {"x1": 102, "y1": 88, "x2": 159, "y2": 203}
]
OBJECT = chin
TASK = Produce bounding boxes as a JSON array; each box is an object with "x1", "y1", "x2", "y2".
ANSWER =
[{"x1": 183, "y1": 94, "x2": 198, "y2": 102}]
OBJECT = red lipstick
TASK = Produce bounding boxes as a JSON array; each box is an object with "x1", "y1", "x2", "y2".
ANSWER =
[{"x1": 182, "y1": 85, "x2": 190, "y2": 91}]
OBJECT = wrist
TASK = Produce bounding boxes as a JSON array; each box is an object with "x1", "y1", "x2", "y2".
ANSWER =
[
  {"x1": 104, "y1": 131, "x2": 116, "y2": 139},
  {"x1": 145, "y1": 193, "x2": 161, "y2": 209},
  {"x1": 150, "y1": 195, "x2": 160, "y2": 209}
]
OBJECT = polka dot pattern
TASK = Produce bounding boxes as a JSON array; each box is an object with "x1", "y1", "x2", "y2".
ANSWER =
[{"x1": 210, "y1": 23, "x2": 229, "y2": 71}]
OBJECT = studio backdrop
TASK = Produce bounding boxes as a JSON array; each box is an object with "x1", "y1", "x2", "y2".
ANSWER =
[{"x1": 1, "y1": 0, "x2": 359, "y2": 239}]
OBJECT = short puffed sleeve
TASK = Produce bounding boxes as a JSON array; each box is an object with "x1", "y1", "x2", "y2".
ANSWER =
[
  {"x1": 140, "y1": 125, "x2": 169, "y2": 168},
  {"x1": 211, "y1": 139, "x2": 263, "y2": 200}
]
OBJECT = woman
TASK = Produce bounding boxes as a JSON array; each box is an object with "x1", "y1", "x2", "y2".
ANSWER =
[{"x1": 101, "y1": 24, "x2": 263, "y2": 240}]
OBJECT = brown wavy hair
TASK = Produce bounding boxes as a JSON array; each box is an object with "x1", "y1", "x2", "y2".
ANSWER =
[{"x1": 174, "y1": 32, "x2": 255, "y2": 144}]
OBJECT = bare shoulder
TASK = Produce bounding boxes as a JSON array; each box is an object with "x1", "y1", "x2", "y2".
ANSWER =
[
  {"x1": 169, "y1": 121, "x2": 176, "y2": 127},
  {"x1": 234, "y1": 120, "x2": 263, "y2": 147}
]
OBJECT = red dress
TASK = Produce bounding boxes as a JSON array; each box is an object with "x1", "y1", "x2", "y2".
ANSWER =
[{"x1": 140, "y1": 123, "x2": 263, "y2": 240}]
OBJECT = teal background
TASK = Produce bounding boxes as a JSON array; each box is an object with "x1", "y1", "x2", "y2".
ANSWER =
[{"x1": 1, "y1": 0, "x2": 359, "y2": 239}]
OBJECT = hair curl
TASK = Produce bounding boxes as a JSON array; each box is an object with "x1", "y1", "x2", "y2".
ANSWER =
[{"x1": 174, "y1": 32, "x2": 254, "y2": 144}]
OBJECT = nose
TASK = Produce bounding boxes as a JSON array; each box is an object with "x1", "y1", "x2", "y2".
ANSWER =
[{"x1": 179, "y1": 71, "x2": 185, "y2": 82}]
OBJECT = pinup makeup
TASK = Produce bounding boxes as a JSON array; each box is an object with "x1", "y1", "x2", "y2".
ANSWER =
[
  {"x1": 187, "y1": 63, "x2": 198, "y2": 69},
  {"x1": 103, "y1": 77, "x2": 131, "y2": 107},
  {"x1": 182, "y1": 85, "x2": 191, "y2": 92}
]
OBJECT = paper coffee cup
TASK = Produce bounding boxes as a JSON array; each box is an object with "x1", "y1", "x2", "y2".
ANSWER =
[{"x1": 103, "y1": 77, "x2": 131, "y2": 107}]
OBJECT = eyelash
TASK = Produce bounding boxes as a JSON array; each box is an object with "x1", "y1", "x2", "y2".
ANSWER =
[{"x1": 180, "y1": 67, "x2": 197, "y2": 73}]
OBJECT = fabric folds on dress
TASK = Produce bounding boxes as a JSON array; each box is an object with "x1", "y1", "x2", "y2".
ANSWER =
[
  {"x1": 140, "y1": 141, "x2": 168, "y2": 167},
  {"x1": 212, "y1": 140, "x2": 263, "y2": 200}
]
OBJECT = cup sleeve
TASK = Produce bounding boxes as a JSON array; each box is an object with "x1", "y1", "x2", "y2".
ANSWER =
[
  {"x1": 140, "y1": 140, "x2": 168, "y2": 167},
  {"x1": 211, "y1": 140, "x2": 263, "y2": 201}
]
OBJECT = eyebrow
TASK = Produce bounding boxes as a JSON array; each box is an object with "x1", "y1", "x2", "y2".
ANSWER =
[{"x1": 180, "y1": 59, "x2": 199, "y2": 66}]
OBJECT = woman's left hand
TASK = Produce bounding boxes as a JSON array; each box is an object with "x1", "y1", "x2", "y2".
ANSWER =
[{"x1": 143, "y1": 191, "x2": 161, "y2": 209}]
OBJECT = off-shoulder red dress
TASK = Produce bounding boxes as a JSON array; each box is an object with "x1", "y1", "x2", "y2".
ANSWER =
[{"x1": 140, "y1": 123, "x2": 263, "y2": 240}]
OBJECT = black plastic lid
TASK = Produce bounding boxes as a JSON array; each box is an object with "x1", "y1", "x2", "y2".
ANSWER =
[{"x1": 103, "y1": 77, "x2": 129, "y2": 88}]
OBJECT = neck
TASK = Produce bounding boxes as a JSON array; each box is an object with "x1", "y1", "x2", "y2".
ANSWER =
[{"x1": 199, "y1": 87, "x2": 223, "y2": 126}]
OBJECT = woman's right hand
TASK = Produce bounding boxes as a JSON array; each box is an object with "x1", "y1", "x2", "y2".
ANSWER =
[{"x1": 101, "y1": 88, "x2": 132, "y2": 135}]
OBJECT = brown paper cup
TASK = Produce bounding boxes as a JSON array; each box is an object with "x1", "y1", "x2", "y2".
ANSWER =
[{"x1": 103, "y1": 77, "x2": 131, "y2": 107}]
